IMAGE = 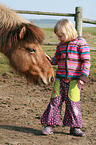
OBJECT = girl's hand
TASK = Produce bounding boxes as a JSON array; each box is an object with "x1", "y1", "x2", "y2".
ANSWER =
[
  {"x1": 78, "y1": 80, "x2": 84, "y2": 85},
  {"x1": 45, "y1": 53, "x2": 51, "y2": 61}
]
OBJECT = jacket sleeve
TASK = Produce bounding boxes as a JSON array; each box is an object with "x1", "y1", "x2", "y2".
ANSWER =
[
  {"x1": 78, "y1": 44, "x2": 91, "y2": 83},
  {"x1": 51, "y1": 45, "x2": 61, "y2": 65}
]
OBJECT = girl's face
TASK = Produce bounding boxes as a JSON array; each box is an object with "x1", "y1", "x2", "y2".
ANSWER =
[{"x1": 55, "y1": 30, "x2": 67, "y2": 43}]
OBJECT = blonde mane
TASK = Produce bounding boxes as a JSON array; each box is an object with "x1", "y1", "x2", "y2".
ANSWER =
[{"x1": 0, "y1": 3, "x2": 29, "y2": 26}]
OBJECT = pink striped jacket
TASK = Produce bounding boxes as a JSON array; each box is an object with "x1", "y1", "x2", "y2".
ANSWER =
[{"x1": 52, "y1": 37, "x2": 90, "y2": 82}]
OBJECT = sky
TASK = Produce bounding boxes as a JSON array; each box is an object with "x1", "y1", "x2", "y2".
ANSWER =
[{"x1": 0, "y1": 0, "x2": 96, "y2": 27}]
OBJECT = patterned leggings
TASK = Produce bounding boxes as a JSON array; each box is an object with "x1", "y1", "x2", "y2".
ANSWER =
[{"x1": 41, "y1": 79, "x2": 83, "y2": 128}]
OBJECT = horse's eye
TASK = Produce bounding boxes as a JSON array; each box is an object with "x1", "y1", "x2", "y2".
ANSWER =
[{"x1": 25, "y1": 47, "x2": 35, "y2": 53}]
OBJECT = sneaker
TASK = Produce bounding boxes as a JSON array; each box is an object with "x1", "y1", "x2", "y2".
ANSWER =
[
  {"x1": 42, "y1": 126, "x2": 53, "y2": 135},
  {"x1": 70, "y1": 128, "x2": 86, "y2": 137}
]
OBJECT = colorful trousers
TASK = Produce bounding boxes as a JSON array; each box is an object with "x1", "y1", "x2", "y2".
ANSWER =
[{"x1": 41, "y1": 79, "x2": 83, "y2": 128}]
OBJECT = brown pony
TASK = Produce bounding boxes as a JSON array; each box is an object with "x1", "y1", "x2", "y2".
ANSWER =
[{"x1": 0, "y1": 4, "x2": 54, "y2": 84}]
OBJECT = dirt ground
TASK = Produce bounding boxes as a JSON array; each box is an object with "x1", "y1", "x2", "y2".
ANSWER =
[{"x1": 0, "y1": 73, "x2": 96, "y2": 145}]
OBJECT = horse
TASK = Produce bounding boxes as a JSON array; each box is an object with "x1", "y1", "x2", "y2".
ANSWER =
[{"x1": 0, "y1": 3, "x2": 54, "y2": 85}]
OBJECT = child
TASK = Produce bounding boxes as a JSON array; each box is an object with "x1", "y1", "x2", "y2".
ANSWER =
[{"x1": 41, "y1": 19, "x2": 90, "y2": 136}]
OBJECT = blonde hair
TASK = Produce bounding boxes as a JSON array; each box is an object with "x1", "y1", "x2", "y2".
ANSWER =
[{"x1": 54, "y1": 19, "x2": 78, "y2": 42}]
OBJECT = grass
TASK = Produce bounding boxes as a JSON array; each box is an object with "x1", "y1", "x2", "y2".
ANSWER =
[
  {"x1": 82, "y1": 27, "x2": 96, "y2": 47},
  {"x1": 0, "y1": 53, "x2": 10, "y2": 74},
  {"x1": 89, "y1": 51, "x2": 96, "y2": 80},
  {"x1": 0, "y1": 27, "x2": 96, "y2": 80},
  {"x1": 43, "y1": 28, "x2": 59, "y2": 43}
]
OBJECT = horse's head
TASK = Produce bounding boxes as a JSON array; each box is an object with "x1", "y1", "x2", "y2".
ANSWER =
[
  {"x1": 0, "y1": 4, "x2": 54, "y2": 85},
  {"x1": 7, "y1": 24, "x2": 54, "y2": 85}
]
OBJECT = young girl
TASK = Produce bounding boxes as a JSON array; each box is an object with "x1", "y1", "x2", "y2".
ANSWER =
[{"x1": 41, "y1": 19, "x2": 90, "y2": 136}]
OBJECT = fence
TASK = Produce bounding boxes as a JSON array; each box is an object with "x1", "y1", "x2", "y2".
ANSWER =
[{"x1": 15, "y1": 7, "x2": 96, "y2": 37}]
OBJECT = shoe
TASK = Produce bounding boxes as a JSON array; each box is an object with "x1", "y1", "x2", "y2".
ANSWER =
[
  {"x1": 42, "y1": 126, "x2": 53, "y2": 135},
  {"x1": 70, "y1": 128, "x2": 86, "y2": 137}
]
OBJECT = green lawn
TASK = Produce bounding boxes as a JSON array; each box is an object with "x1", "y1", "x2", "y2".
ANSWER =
[{"x1": 82, "y1": 27, "x2": 96, "y2": 47}]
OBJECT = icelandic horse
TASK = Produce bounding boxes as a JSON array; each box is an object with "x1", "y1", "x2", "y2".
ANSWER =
[{"x1": 0, "y1": 4, "x2": 54, "y2": 85}]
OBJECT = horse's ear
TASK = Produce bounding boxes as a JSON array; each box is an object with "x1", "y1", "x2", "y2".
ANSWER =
[{"x1": 19, "y1": 26, "x2": 26, "y2": 39}]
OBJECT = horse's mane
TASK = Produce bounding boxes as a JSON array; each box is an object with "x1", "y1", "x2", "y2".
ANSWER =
[
  {"x1": 21, "y1": 23, "x2": 45, "y2": 44},
  {"x1": 0, "y1": 3, "x2": 44, "y2": 53}
]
